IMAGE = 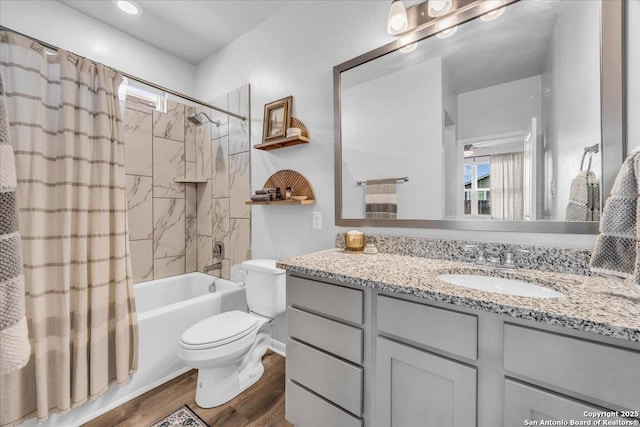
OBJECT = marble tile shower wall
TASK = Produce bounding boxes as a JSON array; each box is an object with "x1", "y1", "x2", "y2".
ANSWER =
[
  {"x1": 125, "y1": 100, "x2": 195, "y2": 282},
  {"x1": 197, "y1": 84, "x2": 252, "y2": 280},
  {"x1": 124, "y1": 85, "x2": 251, "y2": 283}
]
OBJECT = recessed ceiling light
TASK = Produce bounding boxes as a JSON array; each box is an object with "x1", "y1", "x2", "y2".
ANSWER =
[{"x1": 114, "y1": 0, "x2": 142, "y2": 15}]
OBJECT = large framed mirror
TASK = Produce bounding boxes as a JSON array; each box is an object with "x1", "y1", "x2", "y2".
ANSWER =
[{"x1": 334, "y1": 0, "x2": 625, "y2": 233}]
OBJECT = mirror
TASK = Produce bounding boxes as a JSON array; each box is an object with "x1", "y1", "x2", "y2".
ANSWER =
[{"x1": 334, "y1": 0, "x2": 624, "y2": 233}]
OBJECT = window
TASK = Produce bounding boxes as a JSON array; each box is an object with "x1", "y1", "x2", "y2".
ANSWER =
[
  {"x1": 118, "y1": 77, "x2": 167, "y2": 113},
  {"x1": 463, "y1": 160, "x2": 491, "y2": 216}
]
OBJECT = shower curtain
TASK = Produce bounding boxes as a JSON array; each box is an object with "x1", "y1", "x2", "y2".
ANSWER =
[
  {"x1": 490, "y1": 152, "x2": 524, "y2": 220},
  {"x1": 0, "y1": 32, "x2": 137, "y2": 426}
]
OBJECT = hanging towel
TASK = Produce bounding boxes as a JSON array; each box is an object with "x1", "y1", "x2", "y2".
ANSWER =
[
  {"x1": 0, "y1": 73, "x2": 30, "y2": 374},
  {"x1": 365, "y1": 179, "x2": 398, "y2": 219},
  {"x1": 590, "y1": 148, "x2": 640, "y2": 293},
  {"x1": 565, "y1": 171, "x2": 600, "y2": 221}
]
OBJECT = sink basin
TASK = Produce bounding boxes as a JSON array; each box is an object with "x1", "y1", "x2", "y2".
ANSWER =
[{"x1": 437, "y1": 274, "x2": 566, "y2": 298}]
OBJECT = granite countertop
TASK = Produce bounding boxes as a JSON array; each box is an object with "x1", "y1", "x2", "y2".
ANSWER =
[{"x1": 278, "y1": 248, "x2": 640, "y2": 342}]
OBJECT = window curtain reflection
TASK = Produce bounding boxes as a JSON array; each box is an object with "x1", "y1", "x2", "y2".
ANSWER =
[{"x1": 490, "y1": 152, "x2": 524, "y2": 220}]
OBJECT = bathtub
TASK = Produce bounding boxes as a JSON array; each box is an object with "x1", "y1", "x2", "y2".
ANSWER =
[{"x1": 27, "y1": 272, "x2": 247, "y2": 427}]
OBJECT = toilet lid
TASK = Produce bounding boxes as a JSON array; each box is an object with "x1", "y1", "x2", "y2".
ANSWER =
[{"x1": 181, "y1": 311, "x2": 258, "y2": 347}]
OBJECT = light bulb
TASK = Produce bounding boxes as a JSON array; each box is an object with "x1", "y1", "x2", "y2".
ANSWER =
[
  {"x1": 400, "y1": 43, "x2": 417, "y2": 53},
  {"x1": 114, "y1": 0, "x2": 141, "y2": 15},
  {"x1": 387, "y1": 0, "x2": 408, "y2": 35},
  {"x1": 428, "y1": 0, "x2": 453, "y2": 17},
  {"x1": 480, "y1": 1, "x2": 505, "y2": 21},
  {"x1": 436, "y1": 25, "x2": 458, "y2": 39}
]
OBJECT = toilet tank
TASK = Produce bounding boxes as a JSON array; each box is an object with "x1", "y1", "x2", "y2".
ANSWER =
[{"x1": 241, "y1": 259, "x2": 286, "y2": 318}]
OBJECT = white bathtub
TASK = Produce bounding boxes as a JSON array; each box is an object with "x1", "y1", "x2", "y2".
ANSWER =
[{"x1": 26, "y1": 272, "x2": 247, "y2": 427}]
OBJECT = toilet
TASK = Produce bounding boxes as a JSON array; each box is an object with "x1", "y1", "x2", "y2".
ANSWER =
[{"x1": 177, "y1": 259, "x2": 286, "y2": 408}]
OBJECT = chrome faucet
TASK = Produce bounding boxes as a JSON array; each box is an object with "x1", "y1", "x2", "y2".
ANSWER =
[
  {"x1": 203, "y1": 262, "x2": 222, "y2": 273},
  {"x1": 464, "y1": 245, "x2": 527, "y2": 270}
]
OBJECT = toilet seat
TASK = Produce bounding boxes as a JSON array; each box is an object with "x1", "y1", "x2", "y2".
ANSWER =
[{"x1": 180, "y1": 311, "x2": 259, "y2": 350}]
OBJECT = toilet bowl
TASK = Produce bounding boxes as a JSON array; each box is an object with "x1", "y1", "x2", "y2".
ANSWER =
[{"x1": 177, "y1": 259, "x2": 286, "y2": 408}]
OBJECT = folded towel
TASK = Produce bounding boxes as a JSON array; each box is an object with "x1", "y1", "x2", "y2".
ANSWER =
[
  {"x1": 566, "y1": 171, "x2": 600, "y2": 221},
  {"x1": 0, "y1": 73, "x2": 31, "y2": 373},
  {"x1": 251, "y1": 194, "x2": 274, "y2": 202},
  {"x1": 590, "y1": 148, "x2": 640, "y2": 293},
  {"x1": 255, "y1": 188, "x2": 276, "y2": 195},
  {"x1": 365, "y1": 179, "x2": 397, "y2": 219}
]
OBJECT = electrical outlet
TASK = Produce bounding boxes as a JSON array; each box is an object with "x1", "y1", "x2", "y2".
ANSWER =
[{"x1": 312, "y1": 211, "x2": 323, "y2": 229}]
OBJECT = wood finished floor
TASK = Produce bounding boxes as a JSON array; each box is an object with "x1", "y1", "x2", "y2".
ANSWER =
[{"x1": 84, "y1": 351, "x2": 292, "y2": 427}]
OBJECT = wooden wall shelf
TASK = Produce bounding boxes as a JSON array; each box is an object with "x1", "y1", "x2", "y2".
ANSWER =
[
  {"x1": 254, "y1": 117, "x2": 310, "y2": 151},
  {"x1": 246, "y1": 169, "x2": 315, "y2": 205},
  {"x1": 253, "y1": 135, "x2": 309, "y2": 151},
  {"x1": 245, "y1": 199, "x2": 315, "y2": 206}
]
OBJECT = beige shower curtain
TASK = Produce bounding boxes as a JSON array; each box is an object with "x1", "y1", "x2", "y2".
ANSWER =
[{"x1": 0, "y1": 32, "x2": 137, "y2": 426}]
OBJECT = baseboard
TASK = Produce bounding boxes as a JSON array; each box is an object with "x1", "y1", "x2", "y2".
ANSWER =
[
  {"x1": 70, "y1": 367, "x2": 191, "y2": 426},
  {"x1": 269, "y1": 338, "x2": 286, "y2": 357}
]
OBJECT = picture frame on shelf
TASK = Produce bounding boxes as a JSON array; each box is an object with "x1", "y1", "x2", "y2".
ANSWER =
[{"x1": 262, "y1": 96, "x2": 293, "y2": 142}]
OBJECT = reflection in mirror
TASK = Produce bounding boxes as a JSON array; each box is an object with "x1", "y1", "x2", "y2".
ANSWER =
[{"x1": 340, "y1": 0, "x2": 602, "y2": 222}]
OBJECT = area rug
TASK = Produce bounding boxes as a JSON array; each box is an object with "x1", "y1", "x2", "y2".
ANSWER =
[{"x1": 149, "y1": 405, "x2": 210, "y2": 427}]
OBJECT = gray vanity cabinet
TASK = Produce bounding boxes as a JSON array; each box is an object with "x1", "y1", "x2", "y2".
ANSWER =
[
  {"x1": 375, "y1": 337, "x2": 477, "y2": 427},
  {"x1": 504, "y1": 380, "x2": 626, "y2": 425},
  {"x1": 284, "y1": 272, "x2": 640, "y2": 427},
  {"x1": 285, "y1": 276, "x2": 365, "y2": 427}
]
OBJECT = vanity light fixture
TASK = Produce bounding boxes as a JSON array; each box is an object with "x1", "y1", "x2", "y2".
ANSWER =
[
  {"x1": 480, "y1": 0, "x2": 505, "y2": 21},
  {"x1": 464, "y1": 144, "x2": 474, "y2": 157},
  {"x1": 387, "y1": 0, "x2": 408, "y2": 35},
  {"x1": 114, "y1": 0, "x2": 142, "y2": 15},
  {"x1": 428, "y1": 0, "x2": 453, "y2": 17}
]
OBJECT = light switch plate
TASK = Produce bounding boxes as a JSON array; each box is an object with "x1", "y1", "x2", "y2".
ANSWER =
[{"x1": 312, "y1": 211, "x2": 322, "y2": 229}]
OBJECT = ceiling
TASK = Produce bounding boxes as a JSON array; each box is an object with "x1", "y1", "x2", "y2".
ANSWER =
[{"x1": 59, "y1": 0, "x2": 291, "y2": 64}]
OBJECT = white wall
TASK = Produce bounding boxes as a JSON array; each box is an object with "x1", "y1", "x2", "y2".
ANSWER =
[
  {"x1": 0, "y1": 0, "x2": 196, "y2": 96},
  {"x1": 457, "y1": 76, "x2": 542, "y2": 141},
  {"x1": 542, "y1": 1, "x2": 601, "y2": 221},
  {"x1": 195, "y1": 0, "x2": 604, "y2": 255},
  {"x1": 341, "y1": 57, "x2": 443, "y2": 219},
  {"x1": 196, "y1": 1, "x2": 396, "y2": 259}
]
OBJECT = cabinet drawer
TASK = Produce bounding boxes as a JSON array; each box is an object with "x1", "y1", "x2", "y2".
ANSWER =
[
  {"x1": 504, "y1": 380, "x2": 626, "y2": 425},
  {"x1": 287, "y1": 339, "x2": 363, "y2": 416},
  {"x1": 504, "y1": 324, "x2": 640, "y2": 410},
  {"x1": 377, "y1": 295, "x2": 478, "y2": 360},
  {"x1": 286, "y1": 380, "x2": 362, "y2": 427},
  {"x1": 287, "y1": 276, "x2": 363, "y2": 324},
  {"x1": 288, "y1": 307, "x2": 363, "y2": 364}
]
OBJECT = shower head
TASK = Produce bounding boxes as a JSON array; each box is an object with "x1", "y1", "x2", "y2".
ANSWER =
[{"x1": 187, "y1": 112, "x2": 221, "y2": 127}]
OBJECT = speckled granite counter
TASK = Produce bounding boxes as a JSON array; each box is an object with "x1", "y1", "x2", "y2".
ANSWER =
[{"x1": 278, "y1": 249, "x2": 640, "y2": 342}]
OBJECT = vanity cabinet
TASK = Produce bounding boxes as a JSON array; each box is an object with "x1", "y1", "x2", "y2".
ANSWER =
[
  {"x1": 285, "y1": 276, "x2": 365, "y2": 427},
  {"x1": 504, "y1": 380, "x2": 627, "y2": 425},
  {"x1": 375, "y1": 337, "x2": 477, "y2": 427},
  {"x1": 285, "y1": 273, "x2": 640, "y2": 427}
]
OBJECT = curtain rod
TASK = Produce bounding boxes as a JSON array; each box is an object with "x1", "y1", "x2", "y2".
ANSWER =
[{"x1": 0, "y1": 26, "x2": 247, "y2": 122}]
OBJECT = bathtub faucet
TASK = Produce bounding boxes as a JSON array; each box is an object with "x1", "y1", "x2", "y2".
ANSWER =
[{"x1": 203, "y1": 262, "x2": 222, "y2": 273}]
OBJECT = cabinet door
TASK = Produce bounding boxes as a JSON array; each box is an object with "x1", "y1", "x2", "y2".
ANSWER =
[
  {"x1": 504, "y1": 380, "x2": 627, "y2": 425},
  {"x1": 376, "y1": 337, "x2": 477, "y2": 427}
]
